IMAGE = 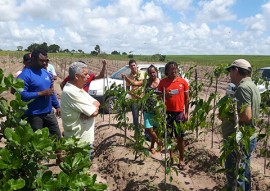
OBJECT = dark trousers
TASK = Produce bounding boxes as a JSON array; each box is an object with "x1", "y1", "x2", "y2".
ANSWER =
[{"x1": 26, "y1": 111, "x2": 61, "y2": 140}]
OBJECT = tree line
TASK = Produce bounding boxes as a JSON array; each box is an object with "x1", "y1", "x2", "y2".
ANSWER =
[{"x1": 16, "y1": 42, "x2": 166, "y2": 61}]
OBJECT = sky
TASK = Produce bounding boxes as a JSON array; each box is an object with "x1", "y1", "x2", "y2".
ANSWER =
[{"x1": 1, "y1": 0, "x2": 270, "y2": 55}]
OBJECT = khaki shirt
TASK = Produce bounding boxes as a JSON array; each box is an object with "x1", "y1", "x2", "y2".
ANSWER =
[{"x1": 126, "y1": 70, "x2": 146, "y2": 99}]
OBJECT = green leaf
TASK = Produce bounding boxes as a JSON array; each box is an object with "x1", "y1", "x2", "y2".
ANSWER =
[
  {"x1": 42, "y1": 171, "x2": 53, "y2": 182},
  {"x1": 0, "y1": 148, "x2": 11, "y2": 163},
  {"x1": 8, "y1": 178, "x2": 25, "y2": 190},
  {"x1": 4, "y1": 128, "x2": 14, "y2": 141}
]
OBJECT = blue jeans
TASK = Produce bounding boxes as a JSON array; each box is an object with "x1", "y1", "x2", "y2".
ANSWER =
[
  {"x1": 131, "y1": 103, "x2": 139, "y2": 135},
  {"x1": 225, "y1": 138, "x2": 257, "y2": 191}
]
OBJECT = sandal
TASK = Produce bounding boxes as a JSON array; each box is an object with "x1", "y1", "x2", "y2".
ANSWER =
[
  {"x1": 177, "y1": 163, "x2": 186, "y2": 170},
  {"x1": 149, "y1": 148, "x2": 156, "y2": 154}
]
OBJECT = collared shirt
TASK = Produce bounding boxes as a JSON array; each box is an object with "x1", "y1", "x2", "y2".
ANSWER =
[
  {"x1": 221, "y1": 77, "x2": 261, "y2": 139},
  {"x1": 61, "y1": 83, "x2": 97, "y2": 144},
  {"x1": 235, "y1": 77, "x2": 261, "y2": 127}
]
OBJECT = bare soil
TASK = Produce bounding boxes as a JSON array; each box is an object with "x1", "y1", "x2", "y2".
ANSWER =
[{"x1": 1, "y1": 57, "x2": 270, "y2": 191}]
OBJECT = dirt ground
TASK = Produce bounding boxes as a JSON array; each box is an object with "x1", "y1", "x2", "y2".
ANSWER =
[{"x1": 1, "y1": 57, "x2": 270, "y2": 191}]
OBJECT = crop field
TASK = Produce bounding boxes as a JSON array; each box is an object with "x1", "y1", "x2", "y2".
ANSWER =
[{"x1": 0, "y1": 52, "x2": 270, "y2": 190}]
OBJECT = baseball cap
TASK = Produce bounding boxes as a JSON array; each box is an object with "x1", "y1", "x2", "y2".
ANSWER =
[
  {"x1": 226, "y1": 59, "x2": 252, "y2": 72},
  {"x1": 23, "y1": 53, "x2": 31, "y2": 63}
]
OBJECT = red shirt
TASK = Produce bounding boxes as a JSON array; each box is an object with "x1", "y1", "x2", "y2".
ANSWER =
[
  {"x1": 158, "y1": 76, "x2": 189, "y2": 112},
  {"x1": 62, "y1": 74, "x2": 96, "y2": 92}
]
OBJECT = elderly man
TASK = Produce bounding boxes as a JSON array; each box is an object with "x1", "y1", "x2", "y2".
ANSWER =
[
  {"x1": 61, "y1": 62, "x2": 100, "y2": 156},
  {"x1": 223, "y1": 59, "x2": 261, "y2": 191}
]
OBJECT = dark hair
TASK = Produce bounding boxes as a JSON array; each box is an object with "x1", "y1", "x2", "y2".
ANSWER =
[
  {"x1": 31, "y1": 49, "x2": 47, "y2": 60},
  {"x1": 231, "y1": 66, "x2": 251, "y2": 77},
  {"x1": 128, "y1": 59, "x2": 136, "y2": 66},
  {"x1": 165, "y1": 61, "x2": 178, "y2": 76},
  {"x1": 78, "y1": 60, "x2": 86, "y2": 64},
  {"x1": 147, "y1": 64, "x2": 158, "y2": 73}
]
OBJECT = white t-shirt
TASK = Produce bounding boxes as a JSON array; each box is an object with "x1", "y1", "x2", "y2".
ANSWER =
[
  {"x1": 47, "y1": 63, "x2": 57, "y2": 76},
  {"x1": 61, "y1": 83, "x2": 97, "y2": 144}
]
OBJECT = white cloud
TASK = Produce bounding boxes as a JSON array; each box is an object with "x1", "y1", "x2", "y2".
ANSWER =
[
  {"x1": 262, "y1": 1, "x2": 270, "y2": 15},
  {"x1": 240, "y1": 14, "x2": 266, "y2": 33},
  {"x1": 161, "y1": 0, "x2": 193, "y2": 11},
  {"x1": 0, "y1": 0, "x2": 20, "y2": 21},
  {"x1": 0, "y1": 0, "x2": 269, "y2": 54},
  {"x1": 197, "y1": 0, "x2": 236, "y2": 22}
]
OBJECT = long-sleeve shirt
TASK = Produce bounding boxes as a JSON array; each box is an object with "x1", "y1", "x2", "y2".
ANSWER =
[{"x1": 18, "y1": 67, "x2": 60, "y2": 115}]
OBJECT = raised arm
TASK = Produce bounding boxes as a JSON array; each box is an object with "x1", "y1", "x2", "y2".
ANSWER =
[{"x1": 95, "y1": 59, "x2": 107, "y2": 79}]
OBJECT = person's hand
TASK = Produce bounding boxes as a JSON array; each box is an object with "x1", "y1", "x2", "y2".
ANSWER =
[
  {"x1": 80, "y1": 113, "x2": 91, "y2": 120},
  {"x1": 184, "y1": 113, "x2": 189, "y2": 121},
  {"x1": 102, "y1": 59, "x2": 107, "y2": 66},
  {"x1": 55, "y1": 108, "x2": 61, "y2": 117},
  {"x1": 165, "y1": 91, "x2": 173, "y2": 98},
  {"x1": 39, "y1": 88, "x2": 54, "y2": 96},
  {"x1": 121, "y1": 74, "x2": 126, "y2": 80}
]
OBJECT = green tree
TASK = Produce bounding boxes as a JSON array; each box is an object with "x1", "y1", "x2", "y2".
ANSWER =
[
  {"x1": 111, "y1": 50, "x2": 120, "y2": 55},
  {"x1": 48, "y1": 44, "x2": 60, "y2": 53},
  {"x1": 17, "y1": 46, "x2": 23, "y2": 51},
  {"x1": 39, "y1": 42, "x2": 48, "y2": 52},
  {"x1": 94, "y1": 45, "x2": 100, "y2": 55},
  {"x1": 122, "y1": 52, "x2": 127, "y2": 55},
  {"x1": 26, "y1": 43, "x2": 40, "y2": 52}
]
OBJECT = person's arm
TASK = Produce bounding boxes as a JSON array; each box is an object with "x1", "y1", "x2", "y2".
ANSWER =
[
  {"x1": 235, "y1": 86, "x2": 252, "y2": 125},
  {"x1": 95, "y1": 59, "x2": 107, "y2": 79},
  {"x1": 121, "y1": 74, "x2": 144, "y2": 86},
  {"x1": 60, "y1": 76, "x2": 69, "y2": 90},
  {"x1": 184, "y1": 91, "x2": 190, "y2": 121},
  {"x1": 238, "y1": 105, "x2": 252, "y2": 124}
]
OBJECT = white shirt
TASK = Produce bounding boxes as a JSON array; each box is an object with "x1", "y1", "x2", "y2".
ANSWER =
[
  {"x1": 47, "y1": 63, "x2": 57, "y2": 76},
  {"x1": 61, "y1": 82, "x2": 97, "y2": 144}
]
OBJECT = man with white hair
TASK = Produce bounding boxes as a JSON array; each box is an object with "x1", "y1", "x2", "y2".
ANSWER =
[
  {"x1": 223, "y1": 59, "x2": 261, "y2": 191},
  {"x1": 61, "y1": 62, "x2": 100, "y2": 157}
]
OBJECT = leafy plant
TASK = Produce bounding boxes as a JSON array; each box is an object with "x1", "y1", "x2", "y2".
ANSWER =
[{"x1": 0, "y1": 69, "x2": 107, "y2": 191}]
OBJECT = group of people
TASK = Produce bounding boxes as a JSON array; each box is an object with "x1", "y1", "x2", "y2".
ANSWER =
[
  {"x1": 122, "y1": 60, "x2": 189, "y2": 170},
  {"x1": 15, "y1": 49, "x2": 261, "y2": 190}
]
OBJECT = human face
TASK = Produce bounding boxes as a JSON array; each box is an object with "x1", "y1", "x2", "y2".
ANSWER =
[
  {"x1": 229, "y1": 67, "x2": 237, "y2": 85},
  {"x1": 129, "y1": 62, "x2": 137, "y2": 74},
  {"x1": 148, "y1": 68, "x2": 157, "y2": 80},
  {"x1": 76, "y1": 68, "x2": 89, "y2": 88},
  {"x1": 36, "y1": 53, "x2": 48, "y2": 68},
  {"x1": 167, "y1": 64, "x2": 178, "y2": 79}
]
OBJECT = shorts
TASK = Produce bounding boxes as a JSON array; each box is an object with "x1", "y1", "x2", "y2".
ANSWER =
[
  {"x1": 166, "y1": 111, "x2": 185, "y2": 138},
  {"x1": 143, "y1": 112, "x2": 158, "y2": 129}
]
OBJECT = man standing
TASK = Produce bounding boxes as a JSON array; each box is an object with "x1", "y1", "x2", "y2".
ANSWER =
[
  {"x1": 18, "y1": 49, "x2": 62, "y2": 164},
  {"x1": 18, "y1": 49, "x2": 61, "y2": 139},
  {"x1": 61, "y1": 62, "x2": 100, "y2": 156},
  {"x1": 122, "y1": 59, "x2": 146, "y2": 137},
  {"x1": 158, "y1": 61, "x2": 189, "y2": 170},
  {"x1": 224, "y1": 59, "x2": 261, "y2": 190}
]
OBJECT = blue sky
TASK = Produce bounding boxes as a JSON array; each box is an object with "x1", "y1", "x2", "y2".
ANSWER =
[{"x1": 0, "y1": 0, "x2": 270, "y2": 55}]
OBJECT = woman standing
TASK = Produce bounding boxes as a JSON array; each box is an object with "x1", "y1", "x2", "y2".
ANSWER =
[{"x1": 143, "y1": 65, "x2": 163, "y2": 154}]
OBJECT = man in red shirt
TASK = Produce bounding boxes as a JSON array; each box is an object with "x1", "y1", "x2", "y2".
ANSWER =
[
  {"x1": 158, "y1": 61, "x2": 189, "y2": 170},
  {"x1": 60, "y1": 60, "x2": 107, "y2": 92}
]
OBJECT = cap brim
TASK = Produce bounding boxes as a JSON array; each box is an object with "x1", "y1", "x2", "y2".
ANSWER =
[{"x1": 225, "y1": 66, "x2": 232, "y2": 72}]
